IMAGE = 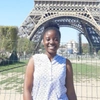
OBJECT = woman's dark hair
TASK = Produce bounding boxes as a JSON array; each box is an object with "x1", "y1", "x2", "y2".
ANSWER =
[{"x1": 42, "y1": 21, "x2": 61, "y2": 39}]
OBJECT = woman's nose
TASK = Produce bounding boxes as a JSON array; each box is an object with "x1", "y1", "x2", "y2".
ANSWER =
[{"x1": 50, "y1": 39, "x2": 54, "y2": 44}]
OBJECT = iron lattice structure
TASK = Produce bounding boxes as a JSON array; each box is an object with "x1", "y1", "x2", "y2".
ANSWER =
[{"x1": 18, "y1": 0, "x2": 100, "y2": 52}]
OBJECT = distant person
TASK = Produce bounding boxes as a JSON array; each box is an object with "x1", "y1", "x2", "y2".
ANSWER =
[
  {"x1": 78, "y1": 55, "x2": 80, "y2": 61},
  {"x1": 23, "y1": 21, "x2": 77, "y2": 100}
]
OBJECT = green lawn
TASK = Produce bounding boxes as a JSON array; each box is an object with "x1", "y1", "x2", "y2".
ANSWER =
[
  {"x1": 72, "y1": 63, "x2": 100, "y2": 81},
  {"x1": 0, "y1": 66, "x2": 26, "y2": 94},
  {"x1": 0, "y1": 60, "x2": 28, "y2": 72},
  {"x1": 0, "y1": 60, "x2": 28, "y2": 93}
]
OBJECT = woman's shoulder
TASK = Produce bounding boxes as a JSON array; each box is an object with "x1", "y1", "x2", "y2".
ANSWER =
[
  {"x1": 57, "y1": 54, "x2": 72, "y2": 64},
  {"x1": 32, "y1": 53, "x2": 46, "y2": 59},
  {"x1": 57, "y1": 54, "x2": 67, "y2": 60},
  {"x1": 33, "y1": 53, "x2": 45, "y2": 56}
]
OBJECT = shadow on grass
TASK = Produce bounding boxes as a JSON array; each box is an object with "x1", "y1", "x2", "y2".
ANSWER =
[{"x1": 0, "y1": 60, "x2": 28, "y2": 72}]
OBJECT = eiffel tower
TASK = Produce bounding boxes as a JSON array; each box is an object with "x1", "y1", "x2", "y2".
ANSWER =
[{"x1": 18, "y1": 0, "x2": 100, "y2": 53}]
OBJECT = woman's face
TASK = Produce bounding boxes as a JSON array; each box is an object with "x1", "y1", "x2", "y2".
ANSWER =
[{"x1": 43, "y1": 29, "x2": 60, "y2": 56}]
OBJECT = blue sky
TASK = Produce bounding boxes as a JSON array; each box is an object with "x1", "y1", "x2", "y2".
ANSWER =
[
  {"x1": 0, "y1": 0, "x2": 88, "y2": 43},
  {"x1": 0, "y1": 0, "x2": 33, "y2": 26}
]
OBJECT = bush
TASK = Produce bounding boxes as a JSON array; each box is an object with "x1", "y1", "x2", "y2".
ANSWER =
[{"x1": 0, "y1": 51, "x2": 18, "y2": 66}]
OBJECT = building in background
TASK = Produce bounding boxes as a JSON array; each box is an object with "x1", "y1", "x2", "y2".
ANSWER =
[
  {"x1": 58, "y1": 40, "x2": 78, "y2": 55},
  {"x1": 66, "y1": 40, "x2": 78, "y2": 54}
]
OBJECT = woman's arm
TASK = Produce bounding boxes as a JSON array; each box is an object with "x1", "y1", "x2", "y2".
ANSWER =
[
  {"x1": 23, "y1": 57, "x2": 34, "y2": 100},
  {"x1": 65, "y1": 59, "x2": 77, "y2": 100}
]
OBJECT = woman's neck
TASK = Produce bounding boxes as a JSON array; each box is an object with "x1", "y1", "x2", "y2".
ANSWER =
[{"x1": 45, "y1": 52, "x2": 57, "y2": 61}]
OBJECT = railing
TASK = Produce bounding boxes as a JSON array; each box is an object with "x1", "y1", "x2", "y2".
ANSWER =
[{"x1": 67, "y1": 54, "x2": 100, "y2": 100}]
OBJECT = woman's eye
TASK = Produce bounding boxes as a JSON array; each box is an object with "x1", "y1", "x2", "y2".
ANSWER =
[
  {"x1": 54, "y1": 38, "x2": 58, "y2": 41},
  {"x1": 46, "y1": 38, "x2": 50, "y2": 41}
]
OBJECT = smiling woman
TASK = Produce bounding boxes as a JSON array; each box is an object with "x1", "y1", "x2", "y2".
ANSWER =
[
  {"x1": 42, "y1": 22, "x2": 61, "y2": 58},
  {"x1": 23, "y1": 21, "x2": 77, "y2": 100}
]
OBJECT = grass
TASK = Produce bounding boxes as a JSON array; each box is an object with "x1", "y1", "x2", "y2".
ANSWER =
[
  {"x1": 0, "y1": 63, "x2": 26, "y2": 93},
  {"x1": 0, "y1": 60, "x2": 100, "y2": 93},
  {"x1": 0, "y1": 60, "x2": 28, "y2": 72},
  {"x1": 1, "y1": 67, "x2": 26, "y2": 75},
  {"x1": 0, "y1": 73, "x2": 24, "y2": 85},
  {"x1": 72, "y1": 63, "x2": 100, "y2": 81}
]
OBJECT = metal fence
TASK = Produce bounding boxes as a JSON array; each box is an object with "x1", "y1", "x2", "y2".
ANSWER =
[
  {"x1": 68, "y1": 54, "x2": 100, "y2": 100},
  {"x1": 0, "y1": 48, "x2": 100, "y2": 100}
]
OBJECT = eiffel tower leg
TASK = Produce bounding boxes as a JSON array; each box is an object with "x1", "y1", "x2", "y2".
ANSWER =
[{"x1": 78, "y1": 33, "x2": 82, "y2": 55}]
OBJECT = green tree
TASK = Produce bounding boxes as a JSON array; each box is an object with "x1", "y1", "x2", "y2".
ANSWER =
[
  {"x1": 0, "y1": 26, "x2": 18, "y2": 65},
  {"x1": 0, "y1": 26, "x2": 18, "y2": 52},
  {"x1": 8, "y1": 27, "x2": 18, "y2": 52},
  {"x1": 0, "y1": 26, "x2": 5, "y2": 50},
  {"x1": 98, "y1": 50, "x2": 100, "y2": 56},
  {"x1": 82, "y1": 43, "x2": 89, "y2": 54},
  {"x1": 39, "y1": 43, "x2": 45, "y2": 53},
  {"x1": 17, "y1": 37, "x2": 35, "y2": 55}
]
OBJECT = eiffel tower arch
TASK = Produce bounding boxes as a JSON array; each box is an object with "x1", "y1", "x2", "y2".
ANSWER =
[{"x1": 18, "y1": 0, "x2": 100, "y2": 53}]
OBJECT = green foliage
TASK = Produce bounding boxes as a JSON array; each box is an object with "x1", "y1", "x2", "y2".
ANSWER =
[
  {"x1": 17, "y1": 37, "x2": 35, "y2": 54},
  {"x1": 82, "y1": 43, "x2": 89, "y2": 54},
  {"x1": 98, "y1": 50, "x2": 100, "y2": 55},
  {"x1": 39, "y1": 43, "x2": 45, "y2": 53},
  {"x1": 0, "y1": 26, "x2": 36, "y2": 65},
  {"x1": 0, "y1": 26, "x2": 18, "y2": 65},
  {"x1": 8, "y1": 27, "x2": 18, "y2": 51},
  {"x1": 0, "y1": 26, "x2": 18, "y2": 52}
]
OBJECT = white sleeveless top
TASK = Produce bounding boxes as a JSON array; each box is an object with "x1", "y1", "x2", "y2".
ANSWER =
[{"x1": 32, "y1": 54, "x2": 68, "y2": 100}]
